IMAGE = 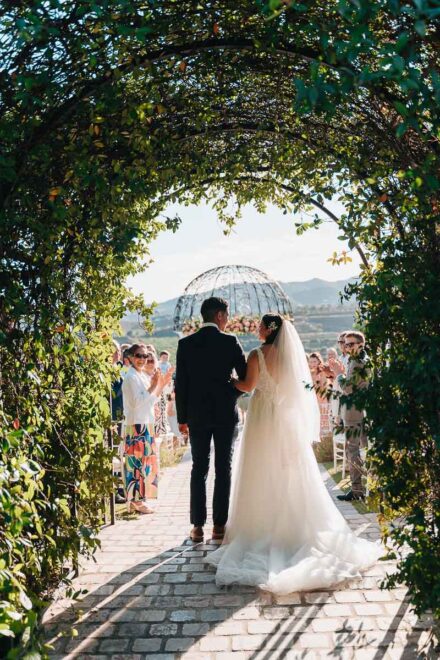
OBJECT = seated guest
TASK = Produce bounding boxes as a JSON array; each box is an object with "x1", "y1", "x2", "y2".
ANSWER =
[{"x1": 121, "y1": 344, "x2": 171, "y2": 513}]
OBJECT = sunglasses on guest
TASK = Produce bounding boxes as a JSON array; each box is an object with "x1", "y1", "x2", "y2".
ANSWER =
[{"x1": 134, "y1": 353, "x2": 152, "y2": 360}]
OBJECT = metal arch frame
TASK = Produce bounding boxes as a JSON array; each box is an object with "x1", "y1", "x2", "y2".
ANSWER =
[{"x1": 173, "y1": 264, "x2": 293, "y2": 331}]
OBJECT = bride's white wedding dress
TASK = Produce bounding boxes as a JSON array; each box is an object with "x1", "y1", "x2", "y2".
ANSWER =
[{"x1": 206, "y1": 322, "x2": 382, "y2": 594}]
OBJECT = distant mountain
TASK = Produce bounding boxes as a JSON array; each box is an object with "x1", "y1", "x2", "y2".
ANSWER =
[
  {"x1": 121, "y1": 278, "x2": 355, "y2": 335},
  {"x1": 280, "y1": 278, "x2": 356, "y2": 306}
]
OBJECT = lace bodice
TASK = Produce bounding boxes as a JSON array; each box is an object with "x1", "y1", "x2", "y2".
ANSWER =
[{"x1": 254, "y1": 347, "x2": 277, "y2": 397}]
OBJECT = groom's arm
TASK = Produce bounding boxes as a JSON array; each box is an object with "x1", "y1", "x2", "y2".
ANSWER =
[
  {"x1": 175, "y1": 340, "x2": 188, "y2": 425},
  {"x1": 233, "y1": 337, "x2": 247, "y2": 381}
]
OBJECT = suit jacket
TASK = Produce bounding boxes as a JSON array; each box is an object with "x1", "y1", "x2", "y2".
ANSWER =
[
  {"x1": 339, "y1": 350, "x2": 370, "y2": 425},
  {"x1": 175, "y1": 326, "x2": 247, "y2": 428}
]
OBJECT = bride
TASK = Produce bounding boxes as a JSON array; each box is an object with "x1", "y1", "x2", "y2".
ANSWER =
[{"x1": 206, "y1": 314, "x2": 382, "y2": 594}]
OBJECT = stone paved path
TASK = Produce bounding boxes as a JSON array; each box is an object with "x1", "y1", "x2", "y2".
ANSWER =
[{"x1": 43, "y1": 449, "x2": 433, "y2": 659}]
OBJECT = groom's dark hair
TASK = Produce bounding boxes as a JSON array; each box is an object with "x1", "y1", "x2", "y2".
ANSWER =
[{"x1": 200, "y1": 297, "x2": 228, "y2": 322}]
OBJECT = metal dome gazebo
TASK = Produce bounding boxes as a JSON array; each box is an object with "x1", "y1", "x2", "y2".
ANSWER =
[{"x1": 173, "y1": 265, "x2": 293, "y2": 334}]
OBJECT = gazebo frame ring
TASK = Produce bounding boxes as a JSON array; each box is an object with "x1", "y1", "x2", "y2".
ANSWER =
[{"x1": 173, "y1": 264, "x2": 293, "y2": 332}]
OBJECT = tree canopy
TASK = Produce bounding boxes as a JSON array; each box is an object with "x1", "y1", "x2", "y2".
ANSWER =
[{"x1": 1, "y1": 1, "x2": 439, "y2": 654}]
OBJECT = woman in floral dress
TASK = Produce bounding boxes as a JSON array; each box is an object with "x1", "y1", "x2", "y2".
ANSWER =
[{"x1": 121, "y1": 345, "x2": 171, "y2": 513}]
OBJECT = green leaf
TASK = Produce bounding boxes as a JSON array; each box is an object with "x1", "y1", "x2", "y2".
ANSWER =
[
  {"x1": 19, "y1": 591, "x2": 32, "y2": 611},
  {"x1": 414, "y1": 20, "x2": 426, "y2": 36}
]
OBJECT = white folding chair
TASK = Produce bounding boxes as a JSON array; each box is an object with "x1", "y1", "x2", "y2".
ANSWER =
[{"x1": 333, "y1": 432, "x2": 346, "y2": 479}]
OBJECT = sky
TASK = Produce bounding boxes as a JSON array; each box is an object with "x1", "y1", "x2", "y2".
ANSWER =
[{"x1": 127, "y1": 201, "x2": 362, "y2": 303}]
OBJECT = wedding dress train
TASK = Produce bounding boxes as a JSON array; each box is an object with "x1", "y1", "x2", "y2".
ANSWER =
[{"x1": 206, "y1": 322, "x2": 382, "y2": 594}]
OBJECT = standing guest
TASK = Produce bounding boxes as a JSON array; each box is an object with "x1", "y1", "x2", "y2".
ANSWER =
[
  {"x1": 144, "y1": 351, "x2": 174, "y2": 436},
  {"x1": 120, "y1": 343, "x2": 131, "y2": 370},
  {"x1": 326, "y1": 347, "x2": 341, "y2": 375},
  {"x1": 167, "y1": 390, "x2": 182, "y2": 443},
  {"x1": 121, "y1": 344, "x2": 170, "y2": 513},
  {"x1": 143, "y1": 350, "x2": 158, "y2": 377},
  {"x1": 337, "y1": 332, "x2": 350, "y2": 368},
  {"x1": 327, "y1": 346, "x2": 345, "y2": 429},
  {"x1": 111, "y1": 341, "x2": 124, "y2": 422},
  {"x1": 308, "y1": 352, "x2": 331, "y2": 437},
  {"x1": 159, "y1": 350, "x2": 172, "y2": 375},
  {"x1": 112, "y1": 340, "x2": 122, "y2": 364},
  {"x1": 121, "y1": 347, "x2": 132, "y2": 376},
  {"x1": 330, "y1": 334, "x2": 350, "y2": 426},
  {"x1": 333, "y1": 331, "x2": 370, "y2": 501},
  {"x1": 110, "y1": 342, "x2": 126, "y2": 503}
]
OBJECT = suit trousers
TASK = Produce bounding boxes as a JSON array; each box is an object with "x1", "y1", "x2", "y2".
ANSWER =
[
  {"x1": 344, "y1": 421, "x2": 367, "y2": 496},
  {"x1": 189, "y1": 424, "x2": 237, "y2": 527}
]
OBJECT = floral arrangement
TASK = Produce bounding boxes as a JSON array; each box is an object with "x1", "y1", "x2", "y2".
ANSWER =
[
  {"x1": 182, "y1": 318, "x2": 203, "y2": 334},
  {"x1": 182, "y1": 315, "x2": 260, "y2": 335},
  {"x1": 226, "y1": 315, "x2": 259, "y2": 335}
]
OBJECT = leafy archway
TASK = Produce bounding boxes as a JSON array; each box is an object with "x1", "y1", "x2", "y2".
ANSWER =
[{"x1": 1, "y1": 1, "x2": 439, "y2": 653}]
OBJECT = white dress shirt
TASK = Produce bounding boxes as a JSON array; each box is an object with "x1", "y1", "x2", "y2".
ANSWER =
[
  {"x1": 122, "y1": 366, "x2": 158, "y2": 426},
  {"x1": 201, "y1": 322, "x2": 220, "y2": 330}
]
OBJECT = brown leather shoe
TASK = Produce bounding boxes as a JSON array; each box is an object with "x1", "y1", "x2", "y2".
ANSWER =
[
  {"x1": 190, "y1": 526, "x2": 204, "y2": 542},
  {"x1": 212, "y1": 525, "x2": 225, "y2": 541}
]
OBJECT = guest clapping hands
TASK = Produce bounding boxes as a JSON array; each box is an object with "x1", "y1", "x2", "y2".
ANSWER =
[
  {"x1": 327, "y1": 347, "x2": 345, "y2": 379},
  {"x1": 121, "y1": 346, "x2": 171, "y2": 514}
]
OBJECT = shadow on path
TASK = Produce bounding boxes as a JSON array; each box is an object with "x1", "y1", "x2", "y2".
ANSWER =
[
  {"x1": 42, "y1": 449, "x2": 437, "y2": 658},
  {"x1": 43, "y1": 538, "x2": 432, "y2": 659}
]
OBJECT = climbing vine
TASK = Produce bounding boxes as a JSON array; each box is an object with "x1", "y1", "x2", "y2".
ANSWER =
[{"x1": 0, "y1": 0, "x2": 439, "y2": 654}]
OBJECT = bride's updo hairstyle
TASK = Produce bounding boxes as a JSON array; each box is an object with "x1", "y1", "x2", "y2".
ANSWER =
[{"x1": 262, "y1": 314, "x2": 283, "y2": 345}]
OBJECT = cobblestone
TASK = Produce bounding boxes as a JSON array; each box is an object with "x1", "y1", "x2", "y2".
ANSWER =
[
  {"x1": 138, "y1": 609, "x2": 166, "y2": 622},
  {"x1": 149, "y1": 622, "x2": 179, "y2": 636},
  {"x1": 182, "y1": 623, "x2": 210, "y2": 636},
  {"x1": 164, "y1": 637, "x2": 195, "y2": 652},
  {"x1": 199, "y1": 635, "x2": 230, "y2": 651},
  {"x1": 169, "y1": 609, "x2": 197, "y2": 622},
  {"x1": 132, "y1": 637, "x2": 162, "y2": 652},
  {"x1": 42, "y1": 450, "x2": 433, "y2": 657}
]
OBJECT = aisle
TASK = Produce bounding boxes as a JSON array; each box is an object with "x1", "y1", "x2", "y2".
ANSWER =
[{"x1": 43, "y1": 450, "x2": 429, "y2": 659}]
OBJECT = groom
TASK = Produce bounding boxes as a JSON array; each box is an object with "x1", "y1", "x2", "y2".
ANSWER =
[{"x1": 175, "y1": 297, "x2": 247, "y2": 542}]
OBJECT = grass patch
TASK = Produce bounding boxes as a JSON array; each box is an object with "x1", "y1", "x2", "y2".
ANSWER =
[
  {"x1": 313, "y1": 434, "x2": 334, "y2": 463},
  {"x1": 160, "y1": 443, "x2": 187, "y2": 468},
  {"x1": 321, "y1": 461, "x2": 376, "y2": 515},
  {"x1": 115, "y1": 504, "x2": 138, "y2": 520}
]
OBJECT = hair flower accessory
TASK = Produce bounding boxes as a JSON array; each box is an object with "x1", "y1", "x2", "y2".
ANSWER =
[{"x1": 268, "y1": 321, "x2": 278, "y2": 332}]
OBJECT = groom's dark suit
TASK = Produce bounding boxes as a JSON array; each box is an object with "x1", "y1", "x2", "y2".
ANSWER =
[{"x1": 175, "y1": 325, "x2": 247, "y2": 527}]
